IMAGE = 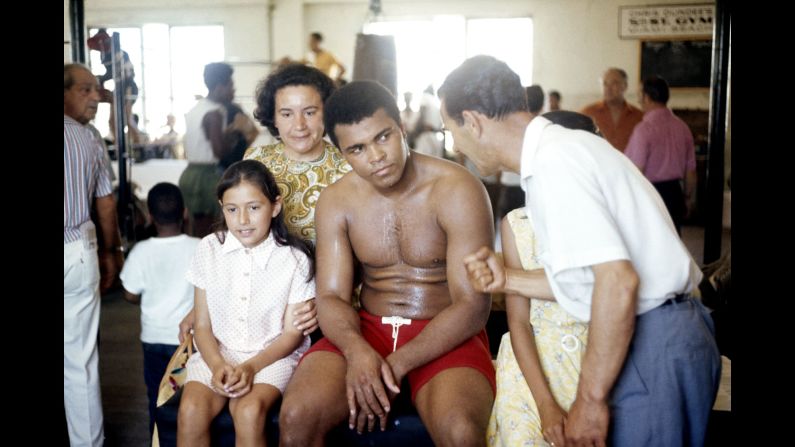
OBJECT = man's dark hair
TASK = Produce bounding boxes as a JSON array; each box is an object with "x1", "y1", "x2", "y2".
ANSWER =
[
  {"x1": 254, "y1": 63, "x2": 336, "y2": 138},
  {"x1": 203, "y1": 62, "x2": 233, "y2": 91},
  {"x1": 311, "y1": 32, "x2": 323, "y2": 42},
  {"x1": 438, "y1": 55, "x2": 528, "y2": 126},
  {"x1": 549, "y1": 90, "x2": 561, "y2": 101},
  {"x1": 542, "y1": 111, "x2": 600, "y2": 135},
  {"x1": 525, "y1": 85, "x2": 545, "y2": 114},
  {"x1": 642, "y1": 76, "x2": 670, "y2": 105},
  {"x1": 324, "y1": 80, "x2": 402, "y2": 148},
  {"x1": 147, "y1": 182, "x2": 185, "y2": 225}
]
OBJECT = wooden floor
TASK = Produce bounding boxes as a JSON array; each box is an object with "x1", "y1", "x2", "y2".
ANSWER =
[
  {"x1": 66, "y1": 224, "x2": 731, "y2": 447},
  {"x1": 98, "y1": 288, "x2": 150, "y2": 446}
]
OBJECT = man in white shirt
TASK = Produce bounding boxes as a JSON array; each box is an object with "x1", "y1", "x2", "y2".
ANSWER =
[
  {"x1": 439, "y1": 55, "x2": 720, "y2": 447},
  {"x1": 179, "y1": 62, "x2": 235, "y2": 237}
]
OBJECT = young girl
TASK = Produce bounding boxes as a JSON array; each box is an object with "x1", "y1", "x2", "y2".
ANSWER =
[
  {"x1": 178, "y1": 160, "x2": 315, "y2": 446},
  {"x1": 486, "y1": 209, "x2": 589, "y2": 447}
]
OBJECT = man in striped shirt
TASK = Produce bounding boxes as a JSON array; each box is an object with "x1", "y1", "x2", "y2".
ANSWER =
[{"x1": 64, "y1": 63, "x2": 124, "y2": 447}]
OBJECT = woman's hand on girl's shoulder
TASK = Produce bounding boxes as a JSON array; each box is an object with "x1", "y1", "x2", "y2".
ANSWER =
[{"x1": 293, "y1": 298, "x2": 318, "y2": 336}]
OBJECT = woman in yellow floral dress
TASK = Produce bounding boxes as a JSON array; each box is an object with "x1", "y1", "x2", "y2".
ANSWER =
[
  {"x1": 244, "y1": 63, "x2": 350, "y2": 244},
  {"x1": 487, "y1": 208, "x2": 589, "y2": 447}
]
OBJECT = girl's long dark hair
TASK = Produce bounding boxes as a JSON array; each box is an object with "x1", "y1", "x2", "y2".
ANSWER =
[{"x1": 215, "y1": 160, "x2": 315, "y2": 281}]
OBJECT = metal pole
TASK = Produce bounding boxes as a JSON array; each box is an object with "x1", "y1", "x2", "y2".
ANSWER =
[
  {"x1": 112, "y1": 33, "x2": 134, "y2": 244},
  {"x1": 704, "y1": 0, "x2": 731, "y2": 263},
  {"x1": 69, "y1": 0, "x2": 86, "y2": 63}
]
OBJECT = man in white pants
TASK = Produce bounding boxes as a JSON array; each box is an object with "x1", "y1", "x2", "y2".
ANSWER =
[{"x1": 64, "y1": 63, "x2": 124, "y2": 446}]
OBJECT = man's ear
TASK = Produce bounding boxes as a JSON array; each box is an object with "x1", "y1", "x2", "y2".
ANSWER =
[{"x1": 462, "y1": 110, "x2": 484, "y2": 139}]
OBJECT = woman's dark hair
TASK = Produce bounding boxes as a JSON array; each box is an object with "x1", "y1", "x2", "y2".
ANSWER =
[
  {"x1": 214, "y1": 160, "x2": 315, "y2": 280},
  {"x1": 254, "y1": 63, "x2": 336, "y2": 138},
  {"x1": 542, "y1": 111, "x2": 600, "y2": 135}
]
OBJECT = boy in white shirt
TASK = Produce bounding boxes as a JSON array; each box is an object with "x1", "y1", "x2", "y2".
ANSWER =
[{"x1": 120, "y1": 182, "x2": 200, "y2": 435}]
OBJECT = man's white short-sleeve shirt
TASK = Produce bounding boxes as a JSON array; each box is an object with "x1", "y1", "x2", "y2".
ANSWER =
[{"x1": 520, "y1": 117, "x2": 702, "y2": 321}]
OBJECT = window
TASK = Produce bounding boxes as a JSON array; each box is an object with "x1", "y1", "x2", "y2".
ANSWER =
[
  {"x1": 88, "y1": 27, "x2": 143, "y2": 139},
  {"x1": 168, "y1": 26, "x2": 225, "y2": 136},
  {"x1": 466, "y1": 18, "x2": 533, "y2": 86},
  {"x1": 88, "y1": 25, "x2": 224, "y2": 142},
  {"x1": 363, "y1": 16, "x2": 533, "y2": 110}
]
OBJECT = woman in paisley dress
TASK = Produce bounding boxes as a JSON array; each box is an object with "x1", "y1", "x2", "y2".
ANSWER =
[
  {"x1": 177, "y1": 64, "x2": 341, "y2": 342},
  {"x1": 244, "y1": 63, "x2": 350, "y2": 245}
]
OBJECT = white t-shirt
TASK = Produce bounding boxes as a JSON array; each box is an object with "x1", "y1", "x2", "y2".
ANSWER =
[
  {"x1": 120, "y1": 234, "x2": 200, "y2": 344},
  {"x1": 520, "y1": 116, "x2": 702, "y2": 322},
  {"x1": 184, "y1": 98, "x2": 226, "y2": 163}
]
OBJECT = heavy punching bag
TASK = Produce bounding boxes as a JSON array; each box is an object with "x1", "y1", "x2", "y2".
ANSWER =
[{"x1": 352, "y1": 33, "x2": 397, "y2": 97}]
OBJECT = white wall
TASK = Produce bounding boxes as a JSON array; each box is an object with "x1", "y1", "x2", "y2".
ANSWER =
[
  {"x1": 64, "y1": 0, "x2": 72, "y2": 62},
  {"x1": 72, "y1": 0, "x2": 729, "y2": 190},
  {"x1": 78, "y1": 0, "x2": 716, "y2": 111},
  {"x1": 295, "y1": 0, "x2": 713, "y2": 111},
  {"x1": 69, "y1": 0, "x2": 730, "y2": 199},
  {"x1": 84, "y1": 0, "x2": 271, "y2": 114}
]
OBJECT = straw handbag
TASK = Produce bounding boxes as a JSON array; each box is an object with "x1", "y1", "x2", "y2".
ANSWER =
[{"x1": 152, "y1": 332, "x2": 194, "y2": 447}]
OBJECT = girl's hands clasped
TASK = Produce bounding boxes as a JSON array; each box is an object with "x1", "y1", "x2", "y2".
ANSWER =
[{"x1": 210, "y1": 362, "x2": 253, "y2": 399}]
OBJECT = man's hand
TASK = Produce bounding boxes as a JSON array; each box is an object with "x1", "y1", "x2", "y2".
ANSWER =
[
  {"x1": 684, "y1": 193, "x2": 697, "y2": 220},
  {"x1": 565, "y1": 397, "x2": 609, "y2": 447},
  {"x1": 345, "y1": 346, "x2": 398, "y2": 433},
  {"x1": 98, "y1": 251, "x2": 121, "y2": 293},
  {"x1": 178, "y1": 309, "x2": 195, "y2": 343},
  {"x1": 293, "y1": 299, "x2": 319, "y2": 336},
  {"x1": 463, "y1": 246, "x2": 507, "y2": 293},
  {"x1": 98, "y1": 87, "x2": 114, "y2": 103},
  {"x1": 384, "y1": 354, "x2": 406, "y2": 400}
]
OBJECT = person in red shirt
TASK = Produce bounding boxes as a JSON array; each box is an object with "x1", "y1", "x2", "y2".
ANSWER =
[{"x1": 580, "y1": 68, "x2": 643, "y2": 152}]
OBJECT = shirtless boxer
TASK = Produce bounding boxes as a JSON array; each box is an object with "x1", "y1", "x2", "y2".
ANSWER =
[{"x1": 278, "y1": 80, "x2": 495, "y2": 447}]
